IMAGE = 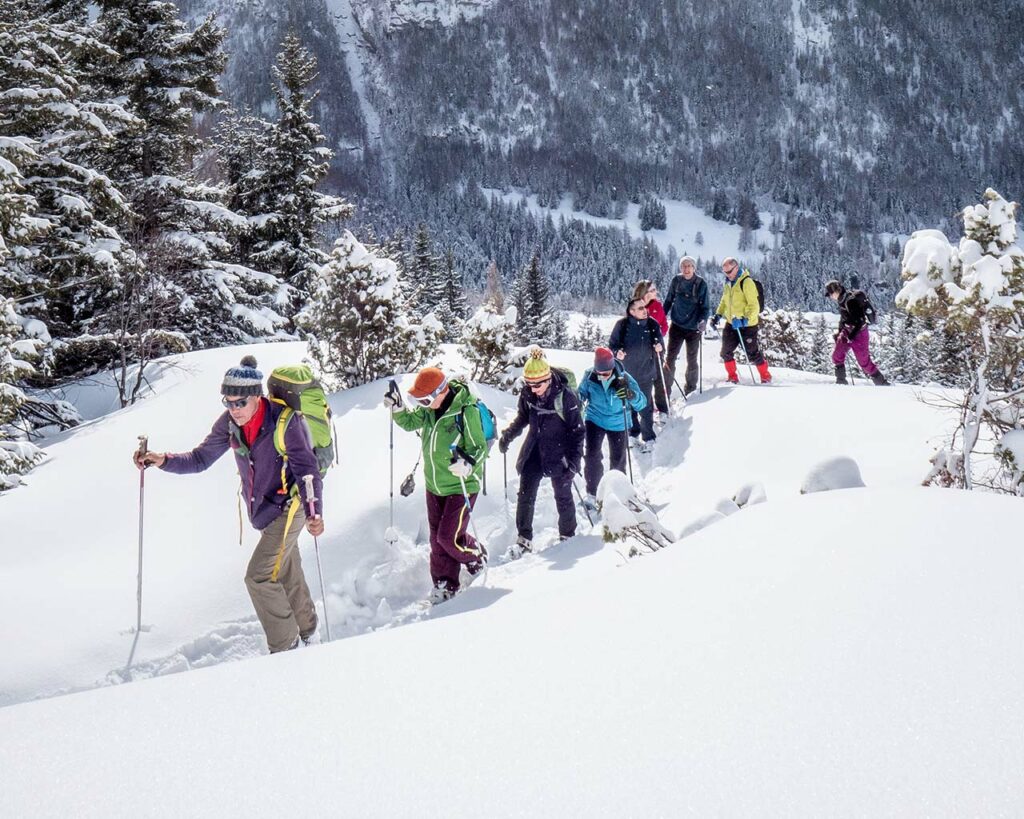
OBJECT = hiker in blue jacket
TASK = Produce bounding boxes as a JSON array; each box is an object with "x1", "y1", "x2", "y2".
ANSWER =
[{"x1": 577, "y1": 346, "x2": 645, "y2": 508}]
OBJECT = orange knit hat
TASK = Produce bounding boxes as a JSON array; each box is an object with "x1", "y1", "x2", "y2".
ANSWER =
[{"x1": 408, "y1": 366, "x2": 448, "y2": 399}]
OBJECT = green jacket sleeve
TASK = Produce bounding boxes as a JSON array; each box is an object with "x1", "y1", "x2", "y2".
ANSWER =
[{"x1": 393, "y1": 407, "x2": 428, "y2": 432}]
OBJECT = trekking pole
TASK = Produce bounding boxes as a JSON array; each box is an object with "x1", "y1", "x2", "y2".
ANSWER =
[
  {"x1": 733, "y1": 325, "x2": 757, "y2": 383},
  {"x1": 571, "y1": 476, "x2": 594, "y2": 526},
  {"x1": 302, "y1": 474, "x2": 332, "y2": 642},
  {"x1": 387, "y1": 380, "x2": 399, "y2": 529},
  {"x1": 655, "y1": 348, "x2": 671, "y2": 418},
  {"x1": 126, "y1": 435, "x2": 148, "y2": 669},
  {"x1": 614, "y1": 365, "x2": 635, "y2": 484},
  {"x1": 699, "y1": 333, "x2": 703, "y2": 395}
]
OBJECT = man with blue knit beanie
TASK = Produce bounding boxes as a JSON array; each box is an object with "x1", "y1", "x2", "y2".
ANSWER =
[{"x1": 133, "y1": 355, "x2": 325, "y2": 653}]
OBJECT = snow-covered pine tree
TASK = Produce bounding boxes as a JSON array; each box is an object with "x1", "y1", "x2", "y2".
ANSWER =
[
  {"x1": 458, "y1": 302, "x2": 518, "y2": 387},
  {"x1": 807, "y1": 315, "x2": 833, "y2": 375},
  {"x1": 758, "y1": 309, "x2": 808, "y2": 370},
  {"x1": 248, "y1": 33, "x2": 352, "y2": 302},
  {"x1": 571, "y1": 316, "x2": 605, "y2": 352},
  {"x1": 898, "y1": 188, "x2": 1024, "y2": 492},
  {"x1": 303, "y1": 230, "x2": 441, "y2": 389},
  {"x1": 0, "y1": 296, "x2": 44, "y2": 489},
  {"x1": 0, "y1": 0, "x2": 136, "y2": 346},
  {"x1": 92, "y1": 0, "x2": 287, "y2": 347},
  {"x1": 516, "y1": 252, "x2": 552, "y2": 344},
  {"x1": 432, "y1": 248, "x2": 468, "y2": 342},
  {"x1": 408, "y1": 223, "x2": 443, "y2": 317}
]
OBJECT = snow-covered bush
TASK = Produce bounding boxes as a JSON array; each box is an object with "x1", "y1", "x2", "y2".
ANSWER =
[
  {"x1": 897, "y1": 188, "x2": 1024, "y2": 492},
  {"x1": 800, "y1": 457, "x2": 866, "y2": 494},
  {"x1": 304, "y1": 231, "x2": 442, "y2": 390},
  {"x1": 598, "y1": 471, "x2": 674, "y2": 555},
  {"x1": 458, "y1": 303, "x2": 518, "y2": 387}
]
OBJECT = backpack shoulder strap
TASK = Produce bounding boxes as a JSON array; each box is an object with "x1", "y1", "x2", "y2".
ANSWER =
[{"x1": 272, "y1": 404, "x2": 296, "y2": 496}]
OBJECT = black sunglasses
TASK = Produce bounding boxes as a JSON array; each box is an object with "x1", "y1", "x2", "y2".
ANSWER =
[
  {"x1": 222, "y1": 396, "x2": 251, "y2": 409},
  {"x1": 527, "y1": 377, "x2": 552, "y2": 390}
]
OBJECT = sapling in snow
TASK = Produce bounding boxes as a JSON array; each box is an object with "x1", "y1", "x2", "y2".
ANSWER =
[{"x1": 897, "y1": 188, "x2": 1024, "y2": 493}]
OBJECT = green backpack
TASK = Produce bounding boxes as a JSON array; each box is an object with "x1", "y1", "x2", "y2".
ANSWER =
[{"x1": 267, "y1": 365, "x2": 335, "y2": 480}]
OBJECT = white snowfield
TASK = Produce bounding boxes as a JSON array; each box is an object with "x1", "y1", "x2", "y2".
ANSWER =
[{"x1": 2, "y1": 341, "x2": 1022, "y2": 817}]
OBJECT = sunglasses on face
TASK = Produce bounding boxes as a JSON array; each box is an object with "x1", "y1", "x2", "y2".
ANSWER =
[
  {"x1": 410, "y1": 380, "x2": 448, "y2": 406},
  {"x1": 596, "y1": 370, "x2": 613, "y2": 378},
  {"x1": 526, "y1": 377, "x2": 551, "y2": 390},
  {"x1": 222, "y1": 396, "x2": 251, "y2": 409}
]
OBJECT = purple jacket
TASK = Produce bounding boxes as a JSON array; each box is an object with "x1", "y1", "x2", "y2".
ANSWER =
[{"x1": 161, "y1": 398, "x2": 323, "y2": 530}]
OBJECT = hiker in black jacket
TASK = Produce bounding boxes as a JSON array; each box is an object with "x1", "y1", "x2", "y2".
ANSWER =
[
  {"x1": 609, "y1": 297, "x2": 665, "y2": 453},
  {"x1": 825, "y1": 281, "x2": 888, "y2": 386},
  {"x1": 662, "y1": 255, "x2": 710, "y2": 396},
  {"x1": 499, "y1": 350, "x2": 585, "y2": 557}
]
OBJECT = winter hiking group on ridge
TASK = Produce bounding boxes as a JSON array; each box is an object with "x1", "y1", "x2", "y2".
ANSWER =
[{"x1": 131, "y1": 258, "x2": 887, "y2": 652}]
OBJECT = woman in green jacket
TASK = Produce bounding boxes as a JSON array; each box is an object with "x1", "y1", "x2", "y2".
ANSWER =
[{"x1": 385, "y1": 367, "x2": 488, "y2": 603}]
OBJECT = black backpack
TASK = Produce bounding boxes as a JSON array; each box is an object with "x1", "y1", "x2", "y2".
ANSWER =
[{"x1": 747, "y1": 276, "x2": 766, "y2": 314}]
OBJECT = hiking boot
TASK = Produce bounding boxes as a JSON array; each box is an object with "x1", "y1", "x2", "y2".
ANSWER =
[
  {"x1": 300, "y1": 614, "x2": 319, "y2": 645},
  {"x1": 684, "y1": 383, "x2": 696, "y2": 397},
  {"x1": 724, "y1": 360, "x2": 739, "y2": 383},
  {"x1": 834, "y1": 365, "x2": 848, "y2": 385},
  {"x1": 506, "y1": 536, "x2": 532, "y2": 560},
  {"x1": 756, "y1": 362, "x2": 772, "y2": 384},
  {"x1": 639, "y1": 440, "x2": 654, "y2": 455},
  {"x1": 582, "y1": 494, "x2": 599, "y2": 512},
  {"x1": 870, "y1": 371, "x2": 889, "y2": 386},
  {"x1": 429, "y1": 583, "x2": 455, "y2": 605}
]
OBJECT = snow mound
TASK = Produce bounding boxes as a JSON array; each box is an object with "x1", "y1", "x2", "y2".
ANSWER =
[{"x1": 801, "y1": 456, "x2": 866, "y2": 494}]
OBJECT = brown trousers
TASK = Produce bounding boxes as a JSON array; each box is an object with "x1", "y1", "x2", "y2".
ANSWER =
[{"x1": 245, "y1": 498, "x2": 317, "y2": 653}]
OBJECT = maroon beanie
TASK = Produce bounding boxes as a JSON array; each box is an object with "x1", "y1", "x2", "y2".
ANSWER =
[{"x1": 594, "y1": 346, "x2": 615, "y2": 372}]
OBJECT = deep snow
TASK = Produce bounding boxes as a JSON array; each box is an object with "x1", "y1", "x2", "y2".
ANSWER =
[{"x1": 1, "y1": 338, "x2": 1022, "y2": 816}]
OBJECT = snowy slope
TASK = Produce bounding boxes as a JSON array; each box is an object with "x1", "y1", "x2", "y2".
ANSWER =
[
  {"x1": 0, "y1": 341, "x2": 964, "y2": 708},
  {"x1": 2, "y1": 487, "x2": 1022, "y2": 817},
  {"x1": 485, "y1": 188, "x2": 773, "y2": 264}
]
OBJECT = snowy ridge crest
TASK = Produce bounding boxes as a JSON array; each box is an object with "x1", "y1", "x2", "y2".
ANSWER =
[{"x1": 353, "y1": 0, "x2": 498, "y2": 32}]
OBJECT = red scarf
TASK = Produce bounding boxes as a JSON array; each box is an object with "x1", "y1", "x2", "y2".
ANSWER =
[{"x1": 241, "y1": 398, "x2": 267, "y2": 447}]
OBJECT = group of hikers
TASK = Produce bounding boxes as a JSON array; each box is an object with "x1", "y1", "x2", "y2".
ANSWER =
[{"x1": 132, "y1": 256, "x2": 888, "y2": 650}]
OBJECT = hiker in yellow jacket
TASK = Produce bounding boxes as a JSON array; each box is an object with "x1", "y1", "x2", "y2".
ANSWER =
[{"x1": 709, "y1": 257, "x2": 772, "y2": 384}]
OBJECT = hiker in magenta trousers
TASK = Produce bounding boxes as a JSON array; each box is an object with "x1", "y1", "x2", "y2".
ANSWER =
[{"x1": 825, "y1": 280, "x2": 888, "y2": 386}]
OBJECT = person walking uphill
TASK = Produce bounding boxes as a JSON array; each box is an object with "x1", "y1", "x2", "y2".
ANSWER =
[
  {"x1": 578, "y1": 347, "x2": 646, "y2": 507},
  {"x1": 499, "y1": 349, "x2": 585, "y2": 558},
  {"x1": 384, "y1": 367, "x2": 488, "y2": 603},
  {"x1": 132, "y1": 356, "x2": 324, "y2": 654},
  {"x1": 632, "y1": 279, "x2": 670, "y2": 414},
  {"x1": 609, "y1": 297, "x2": 665, "y2": 452},
  {"x1": 825, "y1": 280, "x2": 888, "y2": 385},
  {"x1": 662, "y1": 256, "x2": 710, "y2": 396},
  {"x1": 710, "y1": 257, "x2": 772, "y2": 384}
]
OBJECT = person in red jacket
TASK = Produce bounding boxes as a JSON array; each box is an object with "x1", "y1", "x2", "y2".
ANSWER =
[{"x1": 631, "y1": 280, "x2": 669, "y2": 415}]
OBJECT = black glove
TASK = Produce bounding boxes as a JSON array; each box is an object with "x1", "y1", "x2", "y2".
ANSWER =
[
  {"x1": 498, "y1": 433, "x2": 510, "y2": 454},
  {"x1": 562, "y1": 456, "x2": 581, "y2": 476},
  {"x1": 614, "y1": 381, "x2": 635, "y2": 402},
  {"x1": 710, "y1": 315, "x2": 720, "y2": 329}
]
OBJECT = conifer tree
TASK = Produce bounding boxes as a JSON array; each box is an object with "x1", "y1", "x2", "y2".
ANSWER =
[
  {"x1": 93, "y1": 0, "x2": 285, "y2": 346},
  {"x1": 408, "y1": 223, "x2": 443, "y2": 317},
  {"x1": 458, "y1": 302, "x2": 517, "y2": 387},
  {"x1": 0, "y1": 0, "x2": 136, "y2": 341},
  {"x1": 303, "y1": 231, "x2": 441, "y2": 389},
  {"x1": 0, "y1": 296, "x2": 44, "y2": 489},
  {"x1": 516, "y1": 252, "x2": 551, "y2": 344},
  {"x1": 248, "y1": 33, "x2": 352, "y2": 300},
  {"x1": 807, "y1": 315, "x2": 833, "y2": 375}
]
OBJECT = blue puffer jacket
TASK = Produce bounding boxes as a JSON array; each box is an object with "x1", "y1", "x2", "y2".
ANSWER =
[
  {"x1": 662, "y1": 273, "x2": 710, "y2": 330},
  {"x1": 577, "y1": 366, "x2": 646, "y2": 432}
]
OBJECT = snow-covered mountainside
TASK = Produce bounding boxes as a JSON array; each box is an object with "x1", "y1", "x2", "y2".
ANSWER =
[
  {"x1": 1, "y1": 342, "x2": 1022, "y2": 816},
  {"x1": 178, "y1": 0, "x2": 1024, "y2": 229}
]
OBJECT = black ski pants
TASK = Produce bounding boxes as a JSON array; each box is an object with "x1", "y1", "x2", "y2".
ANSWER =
[
  {"x1": 584, "y1": 420, "x2": 628, "y2": 496},
  {"x1": 628, "y1": 376, "x2": 656, "y2": 442},
  {"x1": 516, "y1": 448, "x2": 576, "y2": 541},
  {"x1": 721, "y1": 324, "x2": 765, "y2": 365},
  {"x1": 666, "y1": 324, "x2": 701, "y2": 394}
]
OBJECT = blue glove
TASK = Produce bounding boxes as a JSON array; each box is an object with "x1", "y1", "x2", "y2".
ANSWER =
[{"x1": 731, "y1": 317, "x2": 748, "y2": 330}]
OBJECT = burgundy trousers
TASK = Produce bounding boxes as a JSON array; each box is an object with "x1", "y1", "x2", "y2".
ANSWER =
[{"x1": 426, "y1": 490, "x2": 481, "y2": 593}]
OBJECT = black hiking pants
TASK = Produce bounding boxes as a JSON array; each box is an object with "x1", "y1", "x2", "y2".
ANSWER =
[
  {"x1": 666, "y1": 324, "x2": 701, "y2": 394},
  {"x1": 516, "y1": 448, "x2": 576, "y2": 541},
  {"x1": 628, "y1": 376, "x2": 656, "y2": 442},
  {"x1": 721, "y1": 325, "x2": 765, "y2": 365},
  {"x1": 584, "y1": 420, "x2": 628, "y2": 496}
]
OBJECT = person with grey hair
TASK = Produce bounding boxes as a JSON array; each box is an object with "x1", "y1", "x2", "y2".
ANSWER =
[{"x1": 662, "y1": 255, "x2": 710, "y2": 396}]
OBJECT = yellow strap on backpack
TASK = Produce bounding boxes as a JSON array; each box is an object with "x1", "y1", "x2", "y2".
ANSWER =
[{"x1": 270, "y1": 496, "x2": 301, "y2": 582}]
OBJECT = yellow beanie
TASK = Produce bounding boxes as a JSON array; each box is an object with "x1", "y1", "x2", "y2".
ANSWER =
[{"x1": 523, "y1": 347, "x2": 551, "y2": 382}]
